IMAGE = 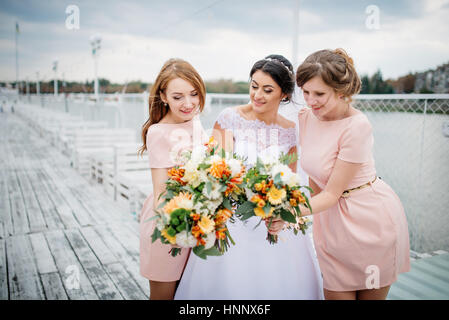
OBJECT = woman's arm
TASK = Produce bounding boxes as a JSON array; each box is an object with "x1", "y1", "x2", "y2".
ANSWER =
[
  {"x1": 212, "y1": 122, "x2": 233, "y2": 153},
  {"x1": 287, "y1": 146, "x2": 297, "y2": 173},
  {"x1": 151, "y1": 168, "x2": 170, "y2": 211},
  {"x1": 267, "y1": 158, "x2": 361, "y2": 234},
  {"x1": 309, "y1": 177, "x2": 322, "y2": 196},
  {"x1": 298, "y1": 158, "x2": 361, "y2": 216}
]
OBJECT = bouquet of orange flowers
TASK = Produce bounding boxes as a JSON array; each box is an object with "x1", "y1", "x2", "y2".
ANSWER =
[
  {"x1": 149, "y1": 137, "x2": 246, "y2": 259},
  {"x1": 235, "y1": 153, "x2": 312, "y2": 244}
]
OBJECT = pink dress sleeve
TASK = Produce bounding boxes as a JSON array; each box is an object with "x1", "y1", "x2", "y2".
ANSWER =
[
  {"x1": 297, "y1": 108, "x2": 310, "y2": 147},
  {"x1": 146, "y1": 125, "x2": 177, "y2": 168},
  {"x1": 337, "y1": 115, "x2": 373, "y2": 163}
]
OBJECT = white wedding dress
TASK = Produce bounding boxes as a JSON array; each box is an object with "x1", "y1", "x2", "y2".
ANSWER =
[{"x1": 175, "y1": 103, "x2": 323, "y2": 300}]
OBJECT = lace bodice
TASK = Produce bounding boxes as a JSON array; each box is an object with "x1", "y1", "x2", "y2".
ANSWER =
[{"x1": 216, "y1": 107, "x2": 297, "y2": 166}]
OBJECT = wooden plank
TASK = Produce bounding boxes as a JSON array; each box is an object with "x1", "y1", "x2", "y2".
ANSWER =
[
  {"x1": 41, "y1": 272, "x2": 69, "y2": 300},
  {"x1": 15, "y1": 169, "x2": 47, "y2": 233},
  {"x1": 8, "y1": 170, "x2": 30, "y2": 235},
  {"x1": 0, "y1": 170, "x2": 13, "y2": 237},
  {"x1": 107, "y1": 223, "x2": 140, "y2": 259},
  {"x1": 36, "y1": 170, "x2": 79, "y2": 229},
  {"x1": 0, "y1": 239, "x2": 8, "y2": 300},
  {"x1": 123, "y1": 220, "x2": 140, "y2": 235},
  {"x1": 104, "y1": 262, "x2": 147, "y2": 300},
  {"x1": 44, "y1": 230, "x2": 99, "y2": 300},
  {"x1": 6, "y1": 235, "x2": 45, "y2": 299},
  {"x1": 94, "y1": 225, "x2": 149, "y2": 296},
  {"x1": 400, "y1": 266, "x2": 449, "y2": 297},
  {"x1": 388, "y1": 281, "x2": 422, "y2": 300},
  {"x1": 64, "y1": 228, "x2": 123, "y2": 300},
  {"x1": 43, "y1": 164, "x2": 95, "y2": 227},
  {"x1": 426, "y1": 253, "x2": 449, "y2": 267},
  {"x1": 29, "y1": 233, "x2": 58, "y2": 274},
  {"x1": 413, "y1": 257, "x2": 449, "y2": 285},
  {"x1": 66, "y1": 187, "x2": 103, "y2": 225},
  {"x1": 393, "y1": 272, "x2": 445, "y2": 300},
  {"x1": 70, "y1": 185, "x2": 126, "y2": 224},
  {"x1": 79, "y1": 226, "x2": 118, "y2": 265}
]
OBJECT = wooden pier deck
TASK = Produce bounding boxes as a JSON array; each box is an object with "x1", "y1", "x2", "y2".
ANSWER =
[
  {"x1": 0, "y1": 112, "x2": 148, "y2": 300},
  {"x1": 1, "y1": 110, "x2": 448, "y2": 300}
]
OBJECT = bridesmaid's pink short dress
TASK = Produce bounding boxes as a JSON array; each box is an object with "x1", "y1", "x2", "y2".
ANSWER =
[
  {"x1": 298, "y1": 108, "x2": 410, "y2": 291},
  {"x1": 139, "y1": 117, "x2": 207, "y2": 281}
]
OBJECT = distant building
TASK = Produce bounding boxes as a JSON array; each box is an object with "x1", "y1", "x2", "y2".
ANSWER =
[{"x1": 414, "y1": 62, "x2": 449, "y2": 93}]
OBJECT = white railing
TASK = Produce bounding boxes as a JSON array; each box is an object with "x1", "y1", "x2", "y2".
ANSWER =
[{"x1": 8, "y1": 92, "x2": 449, "y2": 253}]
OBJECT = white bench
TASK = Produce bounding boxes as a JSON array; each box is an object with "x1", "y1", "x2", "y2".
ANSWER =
[
  {"x1": 16, "y1": 104, "x2": 82, "y2": 142},
  {"x1": 135, "y1": 183, "x2": 153, "y2": 222},
  {"x1": 54, "y1": 120, "x2": 109, "y2": 155},
  {"x1": 103, "y1": 143, "x2": 152, "y2": 218},
  {"x1": 69, "y1": 128, "x2": 137, "y2": 177}
]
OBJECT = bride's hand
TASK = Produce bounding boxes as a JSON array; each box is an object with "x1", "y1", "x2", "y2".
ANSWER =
[{"x1": 265, "y1": 217, "x2": 285, "y2": 235}]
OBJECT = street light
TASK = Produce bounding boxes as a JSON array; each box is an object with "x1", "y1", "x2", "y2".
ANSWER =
[
  {"x1": 36, "y1": 71, "x2": 40, "y2": 96},
  {"x1": 90, "y1": 34, "x2": 102, "y2": 101}
]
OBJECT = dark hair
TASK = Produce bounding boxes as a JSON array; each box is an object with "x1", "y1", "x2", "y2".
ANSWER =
[
  {"x1": 296, "y1": 48, "x2": 361, "y2": 103},
  {"x1": 249, "y1": 54, "x2": 295, "y2": 102}
]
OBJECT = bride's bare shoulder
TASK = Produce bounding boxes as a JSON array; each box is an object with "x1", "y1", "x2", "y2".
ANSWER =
[{"x1": 277, "y1": 114, "x2": 296, "y2": 129}]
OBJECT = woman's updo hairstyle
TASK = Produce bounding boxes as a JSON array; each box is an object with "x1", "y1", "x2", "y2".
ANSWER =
[
  {"x1": 250, "y1": 54, "x2": 295, "y2": 103},
  {"x1": 296, "y1": 48, "x2": 361, "y2": 102}
]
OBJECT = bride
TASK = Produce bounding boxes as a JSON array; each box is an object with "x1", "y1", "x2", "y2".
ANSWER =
[{"x1": 175, "y1": 55, "x2": 323, "y2": 300}]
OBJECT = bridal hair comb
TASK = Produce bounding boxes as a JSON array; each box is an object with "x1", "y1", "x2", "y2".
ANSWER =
[{"x1": 264, "y1": 58, "x2": 293, "y2": 75}]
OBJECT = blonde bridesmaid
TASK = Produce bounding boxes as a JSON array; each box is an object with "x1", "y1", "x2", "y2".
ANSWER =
[
  {"x1": 139, "y1": 58, "x2": 208, "y2": 300},
  {"x1": 269, "y1": 48, "x2": 410, "y2": 300}
]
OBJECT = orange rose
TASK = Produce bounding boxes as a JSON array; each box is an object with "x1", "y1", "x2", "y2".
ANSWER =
[{"x1": 209, "y1": 159, "x2": 231, "y2": 179}]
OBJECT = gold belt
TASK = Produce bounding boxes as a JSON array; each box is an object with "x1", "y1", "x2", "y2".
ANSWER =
[{"x1": 341, "y1": 176, "x2": 377, "y2": 198}]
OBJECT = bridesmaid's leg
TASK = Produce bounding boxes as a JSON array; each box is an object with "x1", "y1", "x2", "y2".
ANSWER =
[
  {"x1": 356, "y1": 286, "x2": 391, "y2": 300},
  {"x1": 323, "y1": 289, "x2": 357, "y2": 300},
  {"x1": 149, "y1": 280, "x2": 178, "y2": 300}
]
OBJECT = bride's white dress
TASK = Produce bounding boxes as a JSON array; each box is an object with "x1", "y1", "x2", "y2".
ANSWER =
[{"x1": 175, "y1": 106, "x2": 323, "y2": 300}]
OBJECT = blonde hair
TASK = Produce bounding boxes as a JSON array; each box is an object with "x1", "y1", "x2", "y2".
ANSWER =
[
  {"x1": 296, "y1": 48, "x2": 361, "y2": 102},
  {"x1": 139, "y1": 58, "x2": 206, "y2": 156}
]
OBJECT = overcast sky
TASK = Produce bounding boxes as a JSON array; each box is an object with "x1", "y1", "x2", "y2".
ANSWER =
[{"x1": 1, "y1": 0, "x2": 448, "y2": 84}]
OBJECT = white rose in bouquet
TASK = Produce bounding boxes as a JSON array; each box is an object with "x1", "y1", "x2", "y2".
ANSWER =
[{"x1": 176, "y1": 230, "x2": 198, "y2": 248}]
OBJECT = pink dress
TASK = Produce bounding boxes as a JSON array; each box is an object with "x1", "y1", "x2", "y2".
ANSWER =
[
  {"x1": 298, "y1": 107, "x2": 410, "y2": 291},
  {"x1": 139, "y1": 117, "x2": 207, "y2": 281}
]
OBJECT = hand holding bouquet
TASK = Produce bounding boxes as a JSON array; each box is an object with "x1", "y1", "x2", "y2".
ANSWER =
[
  {"x1": 235, "y1": 153, "x2": 312, "y2": 244},
  {"x1": 148, "y1": 137, "x2": 246, "y2": 259}
]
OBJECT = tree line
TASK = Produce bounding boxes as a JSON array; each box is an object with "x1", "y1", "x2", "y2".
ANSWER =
[{"x1": 0, "y1": 70, "x2": 430, "y2": 95}]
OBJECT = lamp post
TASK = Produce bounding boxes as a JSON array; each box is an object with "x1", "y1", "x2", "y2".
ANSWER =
[
  {"x1": 53, "y1": 60, "x2": 58, "y2": 97},
  {"x1": 90, "y1": 34, "x2": 102, "y2": 101},
  {"x1": 15, "y1": 22, "x2": 19, "y2": 93},
  {"x1": 36, "y1": 71, "x2": 40, "y2": 96}
]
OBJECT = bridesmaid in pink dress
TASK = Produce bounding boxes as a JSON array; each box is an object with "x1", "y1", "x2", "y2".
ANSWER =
[
  {"x1": 138, "y1": 58, "x2": 207, "y2": 300},
  {"x1": 269, "y1": 49, "x2": 410, "y2": 300}
]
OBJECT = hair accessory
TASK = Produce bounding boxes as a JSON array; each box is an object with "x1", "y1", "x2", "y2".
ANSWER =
[{"x1": 264, "y1": 58, "x2": 293, "y2": 75}]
